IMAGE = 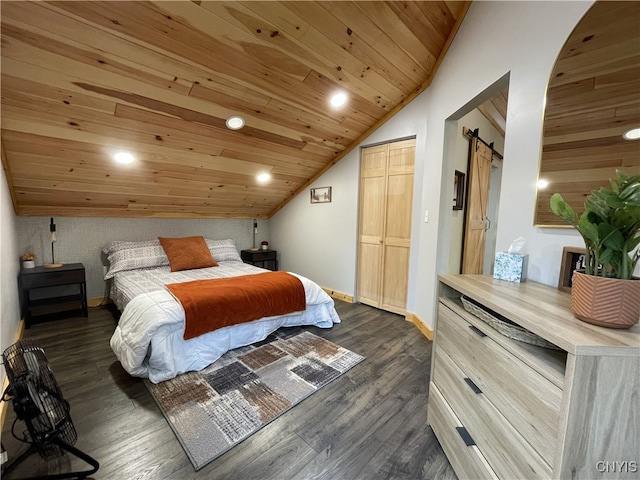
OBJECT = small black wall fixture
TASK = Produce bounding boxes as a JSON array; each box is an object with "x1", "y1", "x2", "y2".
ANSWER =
[{"x1": 44, "y1": 217, "x2": 63, "y2": 268}]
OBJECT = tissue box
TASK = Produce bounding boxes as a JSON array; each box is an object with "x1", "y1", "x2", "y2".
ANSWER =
[{"x1": 493, "y1": 253, "x2": 528, "y2": 282}]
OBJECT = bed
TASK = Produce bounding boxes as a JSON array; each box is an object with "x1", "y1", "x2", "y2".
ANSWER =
[{"x1": 106, "y1": 238, "x2": 340, "y2": 383}]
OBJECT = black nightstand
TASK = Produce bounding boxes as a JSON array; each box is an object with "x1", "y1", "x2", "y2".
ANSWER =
[
  {"x1": 19, "y1": 263, "x2": 88, "y2": 328},
  {"x1": 241, "y1": 249, "x2": 278, "y2": 271}
]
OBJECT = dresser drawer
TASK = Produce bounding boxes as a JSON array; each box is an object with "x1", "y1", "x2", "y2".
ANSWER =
[
  {"x1": 428, "y1": 383, "x2": 498, "y2": 480},
  {"x1": 433, "y1": 348, "x2": 551, "y2": 479},
  {"x1": 436, "y1": 303, "x2": 561, "y2": 464}
]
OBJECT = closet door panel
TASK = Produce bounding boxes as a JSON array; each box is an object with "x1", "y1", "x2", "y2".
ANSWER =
[
  {"x1": 357, "y1": 144, "x2": 387, "y2": 306},
  {"x1": 385, "y1": 173, "x2": 414, "y2": 242},
  {"x1": 358, "y1": 243, "x2": 382, "y2": 307},
  {"x1": 388, "y1": 139, "x2": 416, "y2": 175},
  {"x1": 382, "y1": 142, "x2": 414, "y2": 313},
  {"x1": 381, "y1": 244, "x2": 410, "y2": 314}
]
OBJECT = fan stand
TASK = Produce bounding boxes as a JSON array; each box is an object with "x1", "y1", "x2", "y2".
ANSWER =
[{"x1": 1, "y1": 437, "x2": 99, "y2": 480}]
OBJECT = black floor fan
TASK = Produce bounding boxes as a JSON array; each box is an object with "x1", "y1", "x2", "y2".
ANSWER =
[{"x1": 1, "y1": 340, "x2": 99, "y2": 480}]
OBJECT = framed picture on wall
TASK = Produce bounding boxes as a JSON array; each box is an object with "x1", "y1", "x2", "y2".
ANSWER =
[
  {"x1": 310, "y1": 186, "x2": 332, "y2": 203},
  {"x1": 558, "y1": 246, "x2": 586, "y2": 292},
  {"x1": 453, "y1": 170, "x2": 465, "y2": 210}
]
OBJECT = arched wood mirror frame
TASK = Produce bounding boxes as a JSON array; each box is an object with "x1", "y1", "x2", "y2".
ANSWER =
[{"x1": 534, "y1": 0, "x2": 640, "y2": 226}]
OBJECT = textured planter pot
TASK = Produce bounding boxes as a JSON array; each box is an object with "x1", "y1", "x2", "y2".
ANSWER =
[
  {"x1": 571, "y1": 271, "x2": 640, "y2": 329},
  {"x1": 22, "y1": 260, "x2": 35, "y2": 269}
]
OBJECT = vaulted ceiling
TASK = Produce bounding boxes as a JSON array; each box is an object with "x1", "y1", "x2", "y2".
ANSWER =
[{"x1": 1, "y1": 1, "x2": 470, "y2": 218}]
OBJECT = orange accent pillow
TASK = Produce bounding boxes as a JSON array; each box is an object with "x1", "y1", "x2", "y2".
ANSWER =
[{"x1": 158, "y1": 236, "x2": 218, "y2": 272}]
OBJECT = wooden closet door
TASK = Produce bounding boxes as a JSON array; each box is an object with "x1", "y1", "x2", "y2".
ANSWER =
[
  {"x1": 357, "y1": 139, "x2": 414, "y2": 315},
  {"x1": 381, "y1": 140, "x2": 414, "y2": 313},
  {"x1": 462, "y1": 137, "x2": 492, "y2": 274},
  {"x1": 357, "y1": 144, "x2": 387, "y2": 307}
]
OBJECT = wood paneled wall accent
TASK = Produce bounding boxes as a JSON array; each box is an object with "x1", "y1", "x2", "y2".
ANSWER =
[
  {"x1": 0, "y1": 1, "x2": 470, "y2": 219},
  {"x1": 535, "y1": 1, "x2": 640, "y2": 226}
]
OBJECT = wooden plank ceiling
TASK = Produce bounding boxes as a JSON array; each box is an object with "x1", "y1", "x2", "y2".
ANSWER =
[
  {"x1": 1, "y1": 1, "x2": 470, "y2": 218},
  {"x1": 535, "y1": 0, "x2": 640, "y2": 226}
]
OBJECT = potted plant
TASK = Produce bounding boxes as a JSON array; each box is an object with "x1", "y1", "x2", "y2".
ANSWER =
[
  {"x1": 261, "y1": 240, "x2": 269, "y2": 251},
  {"x1": 21, "y1": 252, "x2": 36, "y2": 269},
  {"x1": 550, "y1": 170, "x2": 640, "y2": 328}
]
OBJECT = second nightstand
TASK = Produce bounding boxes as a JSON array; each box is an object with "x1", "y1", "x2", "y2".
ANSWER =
[
  {"x1": 19, "y1": 263, "x2": 88, "y2": 328},
  {"x1": 241, "y1": 249, "x2": 278, "y2": 271}
]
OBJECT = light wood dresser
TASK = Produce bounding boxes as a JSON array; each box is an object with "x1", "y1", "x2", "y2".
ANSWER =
[{"x1": 428, "y1": 274, "x2": 640, "y2": 480}]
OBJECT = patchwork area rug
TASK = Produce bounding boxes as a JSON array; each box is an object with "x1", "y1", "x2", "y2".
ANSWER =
[{"x1": 146, "y1": 327, "x2": 365, "y2": 470}]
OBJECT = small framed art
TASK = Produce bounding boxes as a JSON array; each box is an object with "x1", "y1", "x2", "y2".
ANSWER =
[
  {"x1": 310, "y1": 186, "x2": 332, "y2": 203},
  {"x1": 558, "y1": 246, "x2": 586, "y2": 292},
  {"x1": 453, "y1": 170, "x2": 465, "y2": 210}
]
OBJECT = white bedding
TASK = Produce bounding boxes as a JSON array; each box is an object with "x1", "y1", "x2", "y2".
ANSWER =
[
  {"x1": 109, "y1": 262, "x2": 340, "y2": 383},
  {"x1": 109, "y1": 261, "x2": 269, "y2": 311}
]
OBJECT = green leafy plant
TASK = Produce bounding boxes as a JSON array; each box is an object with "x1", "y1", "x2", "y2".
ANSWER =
[{"x1": 550, "y1": 170, "x2": 640, "y2": 280}]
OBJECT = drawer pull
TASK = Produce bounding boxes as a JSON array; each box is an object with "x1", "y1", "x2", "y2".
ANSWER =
[
  {"x1": 468, "y1": 325, "x2": 487, "y2": 337},
  {"x1": 455, "y1": 426, "x2": 476, "y2": 446},
  {"x1": 464, "y1": 377, "x2": 483, "y2": 394}
]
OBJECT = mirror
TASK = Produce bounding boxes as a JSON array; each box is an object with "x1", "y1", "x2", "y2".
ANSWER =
[{"x1": 534, "y1": 1, "x2": 640, "y2": 226}]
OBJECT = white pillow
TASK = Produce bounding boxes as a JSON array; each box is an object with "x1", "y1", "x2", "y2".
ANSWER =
[
  {"x1": 103, "y1": 240, "x2": 169, "y2": 279},
  {"x1": 103, "y1": 238, "x2": 242, "y2": 279},
  {"x1": 205, "y1": 238, "x2": 242, "y2": 262}
]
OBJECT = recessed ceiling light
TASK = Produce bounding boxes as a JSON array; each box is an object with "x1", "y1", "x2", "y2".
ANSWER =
[
  {"x1": 226, "y1": 115, "x2": 245, "y2": 130},
  {"x1": 623, "y1": 127, "x2": 640, "y2": 140},
  {"x1": 256, "y1": 172, "x2": 271, "y2": 184},
  {"x1": 330, "y1": 92, "x2": 348, "y2": 108},
  {"x1": 537, "y1": 178, "x2": 549, "y2": 189},
  {"x1": 114, "y1": 152, "x2": 135, "y2": 164}
]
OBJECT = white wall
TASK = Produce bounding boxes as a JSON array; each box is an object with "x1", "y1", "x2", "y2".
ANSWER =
[
  {"x1": 272, "y1": 1, "x2": 594, "y2": 329},
  {"x1": 269, "y1": 153, "x2": 361, "y2": 294},
  {"x1": 1, "y1": 165, "x2": 21, "y2": 387}
]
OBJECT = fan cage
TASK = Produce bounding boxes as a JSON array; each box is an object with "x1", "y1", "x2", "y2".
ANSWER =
[{"x1": 3, "y1": 339, "x2": 77, "y2": 460}]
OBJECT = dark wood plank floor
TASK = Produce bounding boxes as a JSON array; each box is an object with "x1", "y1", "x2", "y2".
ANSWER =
[{"x1": 2, "y1": 301, "x2": 457, "y2": 480}]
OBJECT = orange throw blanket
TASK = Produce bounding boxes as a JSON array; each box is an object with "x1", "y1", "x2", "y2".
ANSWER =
[{"x1": 166, "y1": 271, "x2": 306, "y2": 340}]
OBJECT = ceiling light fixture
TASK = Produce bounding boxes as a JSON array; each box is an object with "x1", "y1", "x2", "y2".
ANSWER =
[
  {"x1": 330, "y1": 92, "x2": 348, "y2": 108},
  {"x1": 113, "y1": 152, "x2": 135, "y2": 164},
  {"x1": 537, "y1": 178, "x2": 549, "y2": 190},
  {"x1": 256, "y1": 172, "x2": 271, "y2": 184},
  {"x1": 226, "y1": 115, "x2": 245, "y2": 130},
  {"x1": 623, "y1": 127, "x2": 640, "y2": 140}
]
